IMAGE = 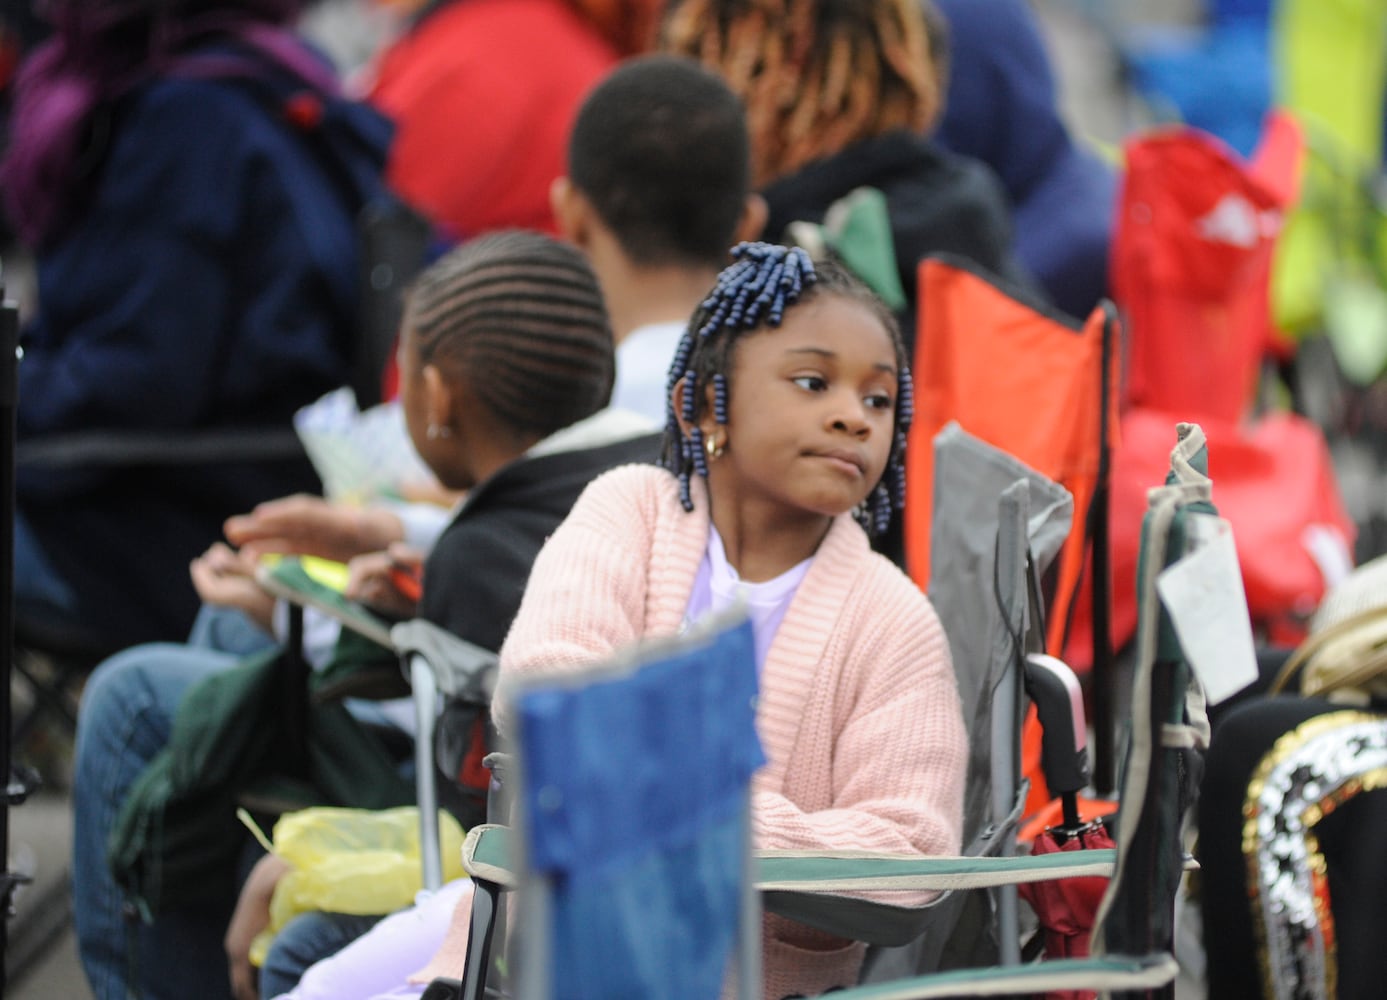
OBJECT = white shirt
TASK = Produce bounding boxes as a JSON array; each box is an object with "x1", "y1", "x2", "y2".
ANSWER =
[
  {"x1": 683, "y1": 525, "x2": 814, "y2": 673},
  {"x1": 612, "y1": 320, "x2": 686, "y2": 425}
]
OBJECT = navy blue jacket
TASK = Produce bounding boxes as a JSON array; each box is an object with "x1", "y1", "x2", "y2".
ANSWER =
[
  {"x1": 934, "y1": 0, "x2": 1117, "y2": 320},
  {"x1": 17, "y1": 42, "x2": 394, "y2": 644}
]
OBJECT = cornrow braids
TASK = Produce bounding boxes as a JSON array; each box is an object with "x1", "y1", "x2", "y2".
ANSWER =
[
  {"x1": 661, "y1": 241, "x2": 913, "y2": 537},
  {"x1": 659, "y1": 0, "x2": 939, "y2": 186},
  {"x1": 407, "y1": 230, "x2": 615, "y2": 439}
]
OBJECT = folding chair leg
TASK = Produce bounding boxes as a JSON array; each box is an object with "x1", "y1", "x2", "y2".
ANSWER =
[
  {"x1": 11, "y1": 651, "x2": 81, "y2": 744},
  {"x1": 409, "y1": 653, "x2": 443, "y2": 892},
  {"x1": 458, "y1": 878, "x2": 503, "y2": 1000}
]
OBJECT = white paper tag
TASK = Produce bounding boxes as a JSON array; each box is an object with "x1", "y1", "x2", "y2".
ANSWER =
[{"x1": 1154, "y1": 514, "x2": 1260, "y2": 705}]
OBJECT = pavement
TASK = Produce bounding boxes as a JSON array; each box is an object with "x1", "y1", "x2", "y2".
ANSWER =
[
  {"x1": 6, "y1": 658, "x2": 88, "y2": 1000},
  {"x1": 7, "y1": 787, "x2": 87, "y2": 1000}
]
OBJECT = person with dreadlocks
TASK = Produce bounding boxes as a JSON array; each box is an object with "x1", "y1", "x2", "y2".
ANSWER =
[
  {"x1": 69, "y1": 230, "x2": 660, "y2": 1000},
  {"x1": 659, "y1": 0, "x2": 1031, "y2": 344}
]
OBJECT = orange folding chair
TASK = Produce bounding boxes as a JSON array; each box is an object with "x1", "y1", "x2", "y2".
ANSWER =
[{"x1": 905, "y1": 253, "x2": 1121, "y2": 798}]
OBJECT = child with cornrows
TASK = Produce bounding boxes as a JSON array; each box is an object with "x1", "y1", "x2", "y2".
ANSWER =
[
  {"x1": 278, "y1": 243, "x2": 966, "y2": 999},
  {"x1": 491, "y1": 241, "x2": 967, "y2": 997},
  {"x1": 71, "y1": 229, "x2": 656, "y2": 1000}
]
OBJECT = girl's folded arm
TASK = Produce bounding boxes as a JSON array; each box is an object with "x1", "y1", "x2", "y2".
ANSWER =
[{"x1": 754, "y1": 595, "x2": 967, "y2": 867}]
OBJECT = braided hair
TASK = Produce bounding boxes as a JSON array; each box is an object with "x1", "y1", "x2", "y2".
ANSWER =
[
  {"x1": 406, "y1": 230, "x2": 615, "y2": 439},
  {"x1": 661, "y1": 242, "x2": 913, "y2": 536},
  {"x1": 659, "y1": 0, "x2": 939, "y2": 186}
]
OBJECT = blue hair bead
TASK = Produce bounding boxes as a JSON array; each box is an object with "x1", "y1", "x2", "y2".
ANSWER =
[
  {"x1": 872, "y1": 488, "x2": 892, "y2": 536},
  {"x1": 889, "y1": 463, "x2": 906, "y2": 504},
  {"x1": 769, "y1": 292, "x2": 788, "y2": 325},
  {"x1": 898, "y1": 370, "x2": 915, "y2": 430},
  {"x1": 669, "y1": 337, "x2": 692, "y2": 379},
  {"x1": 689, "y1": 427, "x2": 709, "y2": 479},
  {"x1": 712, "y1": 374, "x2": 728, "y2": 424},
  {"x1": 681, "y1": 370, "x2": 697, "y2": 422}
]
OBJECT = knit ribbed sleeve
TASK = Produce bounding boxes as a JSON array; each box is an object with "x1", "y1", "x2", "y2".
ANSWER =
[
  {"x1": 753, "y1": 560, "x2": 965, "y2": 860},
  {"x1": 492, "y1": 464, "x2": 702, "y2": 736}
]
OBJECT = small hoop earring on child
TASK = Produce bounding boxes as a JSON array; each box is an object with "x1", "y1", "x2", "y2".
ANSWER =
[
  {"x1": 427, "y1": 424, "x2": 452, "y2": 441},
  {"x1": 705, "y1": 435, "x2": 724, "y2": 460}
]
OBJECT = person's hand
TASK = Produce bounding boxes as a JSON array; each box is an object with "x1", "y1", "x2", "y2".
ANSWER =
[
  {"x1": 224, "y1": 494, "x2": 405, "y2": 564},
  {"x1": 345, "y1": 543, "x2": 424, "y2": 619},
  {"x1": 190, "y1": 543, "x2": 275, "y2": 632},
  {"x1": 225, "y1": 853, "x2": 292, "y2": 1000}
]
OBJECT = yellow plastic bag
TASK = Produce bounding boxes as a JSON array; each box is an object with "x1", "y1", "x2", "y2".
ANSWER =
[{"x1": 242, "y1": 806, "x2": 466, "y2": 966}]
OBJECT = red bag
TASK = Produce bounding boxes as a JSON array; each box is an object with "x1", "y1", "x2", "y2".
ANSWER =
[
  {"x1": 1075, "y1": 407, "x2": 1356, "y2": 660},
  {"x1": 1018, "y1": 820, "x2": 1117, "y2": 1000},
  {"x1": 1111, "y1": 116, "x2": 1301, "y2": 422}
]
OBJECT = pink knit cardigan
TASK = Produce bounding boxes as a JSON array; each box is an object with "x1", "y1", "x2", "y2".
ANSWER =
[{"x1": 492, "y1": 465, "x2": 966, "y2": 998}]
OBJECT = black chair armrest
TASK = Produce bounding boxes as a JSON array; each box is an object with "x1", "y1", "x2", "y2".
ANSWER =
[{"x1": 18, "y1": 426, "x2": 305, "y2": 468}]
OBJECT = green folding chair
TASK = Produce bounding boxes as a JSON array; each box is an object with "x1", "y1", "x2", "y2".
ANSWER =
[{"x1": 427, "y1": 423, "x2": 1216, "y2": 999}]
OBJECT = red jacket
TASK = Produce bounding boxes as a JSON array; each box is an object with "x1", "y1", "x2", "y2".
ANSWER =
[{"x1": 366, "y1": 0, "x2": 617, "y2": 240}]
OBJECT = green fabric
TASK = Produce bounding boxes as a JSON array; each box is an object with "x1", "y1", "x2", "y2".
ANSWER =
[
  {"x1": 313, "y1": 622, "x2": 401, "y2": 699},
  {"x1": 1270, "y1": 0, "x2": 1387, "y2": 337},
  {"x1": 791, "y1": 186, "x2": 908, "y2": 311},
  {"x1": 824, "y1": 187, "x2": 908, "y2": 311},
  {"x1": 1325, "y1": 264, "x2": 1387, "y2": 384},
  {"x1": 108, "y1": 641, "x2": 413, "y2": 919},
  {"x1": 1275, "y1": 0, "x2": 1386, "y2": 166},
  {"x1": 1134, "y1": 433, "x2": 1217, "y2": 665}
]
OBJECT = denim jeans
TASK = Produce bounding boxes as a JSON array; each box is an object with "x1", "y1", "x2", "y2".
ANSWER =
[
  {"x1": 261, "y1": 911, "x2": 383, "y2": 998},
  {"x1": 71, "y1": 607, "x2": 276, "y2": 1000},
  {"x1": 12, "y1": 506, "x2": 81, "y2": 630}
]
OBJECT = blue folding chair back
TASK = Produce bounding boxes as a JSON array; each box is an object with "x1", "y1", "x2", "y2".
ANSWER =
[{"x1": 507, "y1": 613, "x2": 766, "y2": 1000}]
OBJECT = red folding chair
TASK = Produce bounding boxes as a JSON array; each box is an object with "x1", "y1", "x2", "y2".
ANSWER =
[{"x1": 1105, "y1": 113, "x2": 1356, "y2": 650}]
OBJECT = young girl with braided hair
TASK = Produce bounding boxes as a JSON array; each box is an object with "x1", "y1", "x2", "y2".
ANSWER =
[
  {"x1": 276, "y1": 242, "x2": 965, "y2": 1000},
  {"x1": 490, "y1": 241, "x2": 967, "y2": 997}
]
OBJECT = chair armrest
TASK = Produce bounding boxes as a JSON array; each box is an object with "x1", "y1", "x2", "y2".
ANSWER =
[
  {"x1": 391, "y1": 620, "x2": 499, "y2": 704},
  {"x1": 457, "y1": 826, "x2": 1200, "y2": 948},
  {"x1": 461, "y1": 825, "x2": 518, "y2": 889},
  {"x1": 755, "y1": 849, "x2": 1119, "y2": 892},
  {"x1": 758, "y1": 849, "x2": 1115, "y2": 945},
  {"x1": 757, "y1": 850, "x2": 1196, "y2": 944},
  {"x1": 18, "y1": 426, "x2": 305, "y2": 467},
  {"x1": 823, "y1": 952, "x2": 1179, "y2": 999}
]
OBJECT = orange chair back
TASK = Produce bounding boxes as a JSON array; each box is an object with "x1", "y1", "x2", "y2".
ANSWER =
[{"x1": 906, "y1": 256, "x2": 1119, "y2": 660}]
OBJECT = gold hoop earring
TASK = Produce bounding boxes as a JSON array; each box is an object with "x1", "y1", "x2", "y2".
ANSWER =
[{"x1": 705, "y1": 435, "x2": 724, "y2": 459}]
